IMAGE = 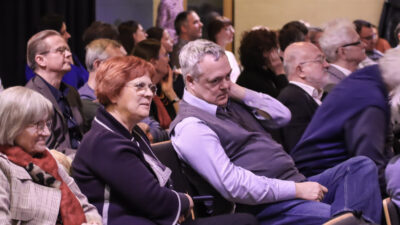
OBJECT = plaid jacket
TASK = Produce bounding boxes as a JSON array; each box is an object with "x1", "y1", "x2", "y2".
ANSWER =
[{"x1": 0, "y1": 152, "x2": 102, "y2": 225}]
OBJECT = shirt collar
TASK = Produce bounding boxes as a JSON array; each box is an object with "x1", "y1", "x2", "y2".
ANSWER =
[
  {"x1": 330, "y1": 64, "x2": 352, "y2": 76},
  {"x1": 290, "y1": 81, "x2": 323, "y2": 101},
  {"x1": 36, "y1": 75, "x2": 69, "y2": 101},
  {"x1": 182, "y1": 89, "x2": 219, "y2": 116}
]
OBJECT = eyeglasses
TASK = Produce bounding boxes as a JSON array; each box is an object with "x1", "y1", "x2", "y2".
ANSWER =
[
  {"x1": 298, "y1": 55, "x2": 326, "y2": 66},
  {"x1": 31, "y1": 120, "x2": 52, "y2": 133},
  {"x1": 126, "y1": 82, "x2": 157, "y2": 95},
  {"x1": 40, "y1": 46, "x2": 71, "y2": 55},
  {"x1": 341, "y1": 40, "x2": 362, "y2": 48}
]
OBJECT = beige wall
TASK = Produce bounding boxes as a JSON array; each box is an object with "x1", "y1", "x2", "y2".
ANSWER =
[{"x1": 234, "y1": 0, "x2": 385, "y2": 55}]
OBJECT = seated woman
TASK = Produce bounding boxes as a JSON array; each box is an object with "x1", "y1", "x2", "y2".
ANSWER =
[
  {"x1": 236, "y1": 28, "x2": 287, "y2": 98},
  {"x1": 207, "y1": 16, "x2": 241, "y2": 83},
  {"x1": 0, "y1": 86, "x2": 101, "y2": 225},
  {"x1": 133, "y1": 39, "x2": 180, "y2": 129},
  {"x1": 71, "y1": 56, "x2": 257, "y2": 225}
]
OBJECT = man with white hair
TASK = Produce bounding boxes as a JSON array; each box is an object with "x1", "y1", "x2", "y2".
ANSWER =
[
  {"x1": 319, "y1": 19, "x2": 367, "y2": 92},
  {"x1": 169, "y1": 39, "x2": 382, "y2": 224},
  {"x1": 292, "y1": 48, "x2": 400, "y2": 193},
  {"x1": 277, "y1": 42, "x2": 329, "y2": 152}
]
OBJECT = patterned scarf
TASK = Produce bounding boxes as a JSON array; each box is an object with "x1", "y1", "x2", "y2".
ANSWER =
[{"x1": 0, "y1": 145, "x2": 86, "y2": 225}]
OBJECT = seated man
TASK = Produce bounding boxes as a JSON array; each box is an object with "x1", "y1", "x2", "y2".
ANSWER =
[
  {"x1": 25, "y1": 30, "x2": 85, "y2": 156},
  {"x1": 292, "y1": 49, "x2": 400, "y2": 192},
  {"x1": 169, "y1": 39, "x2": 382, "y2": 224},
  {"x1": 354, "y1": 19, "x2": 384, "y2": 68},
  {"x1": 79, "y1": 38, "x2": 126, "y2": 131},
  {"x1": 277, "y1": 42, "x2": 329, "y2": 152},
  {"x1": 319, "y1": 19, "x2": 367, "y2": 93}
]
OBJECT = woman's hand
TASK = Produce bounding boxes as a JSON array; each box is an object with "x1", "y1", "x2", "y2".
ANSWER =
[
  {"x1": 161, "y1": 67, "x2": 177, "y2": 101},
  {"x1": 178, "y1": 194, "x2": 194, "y2": 223},
  {"x1": 266, "y1": 49, "x2": 285, "y2": 75}
]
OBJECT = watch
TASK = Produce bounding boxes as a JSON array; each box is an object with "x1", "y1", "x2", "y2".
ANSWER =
[{"x1": 171, "y1": 97, "x2": 180, "y2": 104}]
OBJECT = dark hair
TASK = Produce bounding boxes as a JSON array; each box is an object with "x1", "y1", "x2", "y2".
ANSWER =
[
  {"x1": 279, "y1": 21, "x2": 308, "y2": 51},
  {"x1": 146, "y1": 27, "x2": 164, "y2": 41},
  {"x1": 174, "y1": 10, "x2": 194, "y2": 35},
  {"x1": 353, "y1": 19, "x2": 372, "y2": 34},
  {"x1": 38, "y1": 14, "x2": 64, "y2": 32},
  {"x1": 207, "y1": 16, "x2": 232, "y2": 43},
  {"x1": 82, "y1": 21, "x2": 119, "y2": 47},
  {"x1": 279, "y1": 27, "x2": 306, "y2": 51},
  {"x1": 118, "y1": 20, "x2": 140, "y2": 54},
  {"x1": 239, "y1": 29, "x2": 278, "y2": 71},
  {"x1": 132, "y1": 39, "x2": 161, "y2": 61}
]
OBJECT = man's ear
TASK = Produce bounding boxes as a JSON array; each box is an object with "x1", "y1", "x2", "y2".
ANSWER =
[
  {"x1": 92, "y1": 59, "x2": 102, "y2": 70},
  {"x1": 185, "y1": 74, "x2": 195, "y2": 89},
  {"x1": 35, "y1": 55, "x2": 46, "y2": 68}
]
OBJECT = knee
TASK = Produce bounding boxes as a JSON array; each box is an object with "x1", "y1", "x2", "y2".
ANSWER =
[{"x1": 347, "y1": 156, "x2": 377, "y2": 174}]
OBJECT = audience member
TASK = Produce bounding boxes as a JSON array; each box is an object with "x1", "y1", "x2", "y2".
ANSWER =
[
  {"x1": 354, "y1": 19, "x2": 384, "y2": 64},
  {"x1": 118, "y1": 20, "x2": 148, "y2": 54},
  {"x1": 133, "y1": 39, "x2": 179, "y2": 129},
  {"x1": 147, "y1": 27, "x2": 174, "y2": 53},
  {"x1": 208, "y1": 16, "x2": 241, "y2": 83},
  {"x1": 307, "y1": 27, "x2": 323, "y2": 49},
  {"x1": 72, "y1": 55, "x2": 258, "y2": 225},
  {"x1": 236, "y1": 29, "x2": 287, "y2": 97},
  {"x1": 25, "y1": 30, "x2": 85, "y2": 157},
  {"x1": 79, "y1": 39, "x2": 126, "y2": 131},
  {"x1": 372, "y1": 24, "x2": 391, "y2": 53},
  {"x1": 82, "y1": 21, "x2": 120, "y2": 47},
  {"x1": 319, "y1": 19, "x2": 367, "y2": 92},
  {"x1": 0, "y1": 86, "x2": 101, "y2": 225},
  {"x1": 169, "y1": 39, "x2": 382, "y2": 224},
  {"x1": 170, "y1": 10, "x2": 203, "y2": 68},
  {"x1": 26, "y1": 14, "x2": 89, "y2": 89},
  {"x1": 277, "y1": 42, "x2": 329, "y2": 152},
  {"x1": 292, "y1": 48, "x2": 400, "y2": 193},
  {"x1": 279, "y1": 20, "x2": 309, "y2": 52}
]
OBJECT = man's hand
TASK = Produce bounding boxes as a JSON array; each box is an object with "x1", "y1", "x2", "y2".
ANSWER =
[
  {"x1": 228, "y1": 82, "x2": 246, "y2": 101},
  {"x1": 295, "y1": 182, "x2": 328, "y2": 201}
]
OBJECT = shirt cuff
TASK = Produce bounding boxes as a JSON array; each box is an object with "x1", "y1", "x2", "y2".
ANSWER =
[{"x1": 276, "y1": 180, "x2": 296, "y2": 201}]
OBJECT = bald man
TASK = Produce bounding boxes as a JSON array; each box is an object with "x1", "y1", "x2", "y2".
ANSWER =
[{"x1": 277, "y1": 42, "x2": 329, "y2": 152}]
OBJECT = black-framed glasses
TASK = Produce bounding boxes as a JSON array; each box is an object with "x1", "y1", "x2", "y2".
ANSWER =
[
  {"x1": 341, "y1": 41, "x2": 362, "y2": 48},
  {"x1": 298, "y1": 55, "x2": 326, "y2": 66},
  {"x1": 126, "y1": 82, "x2": 157, "y2": 95},
  {"x1": 40, "y1": 46, "x2": 71, "y2": 55}
]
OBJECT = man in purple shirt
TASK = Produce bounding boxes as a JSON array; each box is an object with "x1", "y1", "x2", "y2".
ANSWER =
[{"x1": 169, "y1": 39, "x2": 382, "y2": 224}]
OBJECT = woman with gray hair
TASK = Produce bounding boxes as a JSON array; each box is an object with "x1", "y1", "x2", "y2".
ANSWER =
[{"x1": 0, "y1": 86, "x2": 101, "y2": 225}]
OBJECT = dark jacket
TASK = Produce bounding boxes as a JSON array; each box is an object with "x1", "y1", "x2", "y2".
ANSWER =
[
  {"x1": 236, "y1": 69, "x2": 288, "y2": 98},
  {"x1": 72, "y1": 107, "x2": 189, "y2": 225},
  {"x1": 26, "y1": 75, "x2": 85, "y2": 156},
  {"x1": 277, "y1": 84, "x2": 319, "y2": 152}
]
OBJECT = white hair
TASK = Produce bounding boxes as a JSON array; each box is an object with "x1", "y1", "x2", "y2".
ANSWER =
[
  {"x1": 179, "y1": 39, "x2": 225, "y2": 80},
  {"x1": 319, "y1": 19, "x2": 358, "y2": 62},
  {"x1": 379, "y1": 48, "x2": 400, "y2": 123},
  {"x1": 85, "y1": 38, "x2": 122, "y2": 72},
  {"x1": 0, "y1": 86, "x2": 53, "y2": 145}
]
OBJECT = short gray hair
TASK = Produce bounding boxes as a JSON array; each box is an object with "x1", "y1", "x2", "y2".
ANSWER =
[
  {"x1": 85, "y1": 38, "x2": 122, "y2": 72},
  {"x1": 179, "y1": 39, "x2": 225, "y2": 80},
  {"x1": 319, "y1": 19, "x2": 358, "y2": 62},
  {"x1": 0, "y1": 86, "x2": 53, "y2": 145},
  {"x1": 27, "y1": 30, "x2": 61, "y2": 71}
]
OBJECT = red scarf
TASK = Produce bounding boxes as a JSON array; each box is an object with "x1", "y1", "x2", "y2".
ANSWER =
[
  {"x1": 153, "y1": 95, "x2": 172, "y2": 129},
  {"x1": 0, "y1": 145, "x2": 86, "y2": 225}
]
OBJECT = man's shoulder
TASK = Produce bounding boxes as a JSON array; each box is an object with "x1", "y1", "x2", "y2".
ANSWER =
[{"x1": 278, "y1": 84, "x2": 307, "y2": 101}]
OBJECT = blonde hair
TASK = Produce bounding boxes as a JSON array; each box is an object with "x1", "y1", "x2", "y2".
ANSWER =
[
  {"x1": 0, "y1": 86, "x2": 53, "y2": 145},
  {"x1": 26, "y1": 30, "x2": 61, "y2": 71}
]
